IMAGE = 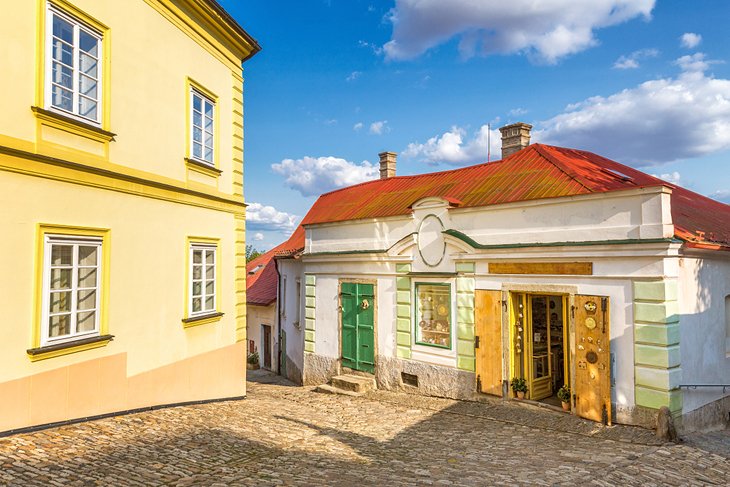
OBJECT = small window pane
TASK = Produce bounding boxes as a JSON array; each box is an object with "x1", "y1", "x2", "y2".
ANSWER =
[
  {"x1": 193, "y1": 266, "x2": 202, "y2": 280},
  {"x1": 192, "y1": 297, "x2": 202, "y2": 313},
  {"x1": 205, "y1": 281, "x2": 214, "y2": 295},
  {"x1": 50, "y1": 268, "x2": 72, "y2": 290},
  {"x1": 204, "y1": 116, "x2": 213, "y2": 132},
  {"x1": 79, "y1": 76, "x2": 98, "y2": 98},
  {"x1": 77, "y1": 289, "x2": 96, "y2": 310},
  {"x1": 49, "y1": 314, "x2": 71, "y2": 337},
  {"x1": 193, "y1": 126, "x2": 202, "y2": 143},
  {"x1": 78, "y1": 97, "x2": 97, "y2": 120},
  {"x1": 53, "y1": 15, "x2": 74, "y2": 44},
  {"x1": 79, "y1": 30, "x2": 98, "y2": 56},
  {"x1": 78, "y1": 246, "x2": 98, "y2": 266},
  {"x1": 193, "y1": 111, "x2": 202, "y2": 128},
  {"x1": 204, "y1": 147, "x2": 213, "y2": 162},
  {"x1": 52, "y1": 86, "x2": 74, "y2": 112},
  {"x1": 193, "y1": 94, "x2": 202, "y2": 111},
  {"x1": 205, "y1": 266, "x2": 214, "y2": 279},
  {"x1": 80, "y1": 53, "x2": 98, "y2": 77},
  {"x1": 52, "y1": 40, "x2": 74, "y2": 68},
  {"x1": 50, "y1": 291, "x2": 72, "y2": 313},
  {"x1": 205, "y1": 250, "x2": 214, "y2": 264},
  {"x1": 193, "y1": 142, "x2": 202, "y2": 159},
  {"x1": 193, "y1": 250, "x2": 202, "y2": 264},
  {"x1": 51, "y1": 245, "x2": 73, "y2": 266},
  {"x1": 78, "y1": 268, "x2": 97, "y2": 288},
  {"x1": 76, "y1": 311, "x2": 96, "y2": 332},
  {"x1": 192, "y1": 281, "x2": 202, "y2": 296},
  {"x1": 415, "y1": 284, "x2": 452, "y2": 348},
  {"x1": 204, "y1": 101, "x2": 213, "y2": 118},
  {"x1": 204, "y1": 132, "x2": 213, "y2": 149},
  {"x1": 205, "y1": 296, "x2": 214, "y2": 310},
  {"x1": 52, "y1": 62, "x2": 73, "y2": 88}
]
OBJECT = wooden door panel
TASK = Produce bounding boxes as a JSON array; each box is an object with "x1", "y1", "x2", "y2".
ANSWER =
[
  {"x1": 357, "y1": 284, "x2": 375, "y2": 371},
  {"x1": 341, "y1": 283, "x2": 358, "y2": 368},
  {"x1": 574, "y1": 295, "x2": 611, "y2": 424},
  {"x1": 475, "y1": 290, "x2": 503, "y2": 396}
]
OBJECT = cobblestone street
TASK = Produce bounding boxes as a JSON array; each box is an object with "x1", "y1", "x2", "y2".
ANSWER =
[{"x1": 1, "y1": 372, "x2": 728, "y2": 486}]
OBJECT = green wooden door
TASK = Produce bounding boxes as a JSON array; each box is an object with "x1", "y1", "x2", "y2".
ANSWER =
[{"x1": 341, "y1": 282, "x2": 375, "y2": 373}]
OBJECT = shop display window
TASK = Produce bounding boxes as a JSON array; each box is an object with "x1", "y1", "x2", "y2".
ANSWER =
[{"x1": 415, "y1": 283, "x2": 451, "y2": 349}]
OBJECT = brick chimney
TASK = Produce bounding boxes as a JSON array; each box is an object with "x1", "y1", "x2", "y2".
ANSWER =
[
  {"x1": 499, "y1": 122, "x2": 532, "y2": 159},
  {"x1": 379, "y1": 151, "x2": 397, "y2": 179}
]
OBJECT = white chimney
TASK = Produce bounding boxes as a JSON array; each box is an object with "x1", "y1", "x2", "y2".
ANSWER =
[
  {"x1": 499, "y1": 122, "x2": 532, "y2": 159},
  {"x1": 379, "y1": 151, "x2": 397, "y2": 179}
]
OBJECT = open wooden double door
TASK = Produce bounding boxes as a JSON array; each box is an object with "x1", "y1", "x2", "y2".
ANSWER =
[{"x1": 475, "y1": 290, "x2": 612, "y2": 424}]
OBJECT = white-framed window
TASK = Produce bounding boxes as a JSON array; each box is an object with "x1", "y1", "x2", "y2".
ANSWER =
[
  {"x1": 295, "y1": 278, "x2": 302, "y2": 326},
  {"x1": 190, "y1": 89, "x2": 215, "y2": 165},
  {"x1": 41, "y1": 235, "x2": 102, "y2": 346},
  {"x1": 45, "y1": 5, "x2": 102, "y2": 123},
  {"x1": 190, "y1": 244, "x2": 217, "y2": 316}
]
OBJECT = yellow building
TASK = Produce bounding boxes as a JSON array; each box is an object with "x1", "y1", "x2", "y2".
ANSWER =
[{"x1": 0, "y1": 0, "x2": 259, "y2": 433}]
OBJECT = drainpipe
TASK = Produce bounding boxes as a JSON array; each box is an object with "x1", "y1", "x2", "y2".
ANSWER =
[{"x1": 274, "y1": 256, "x2": 282, "y2": 377}]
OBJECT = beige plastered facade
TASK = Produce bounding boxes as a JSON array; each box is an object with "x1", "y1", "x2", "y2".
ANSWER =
[{"x1": 0, "y1": 0, "x2": 258, "y2": 433}]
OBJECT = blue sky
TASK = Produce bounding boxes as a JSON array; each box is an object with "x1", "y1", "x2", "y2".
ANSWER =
[{"x1": 218, "y1": 0, "x2": 730, "y2": 250}]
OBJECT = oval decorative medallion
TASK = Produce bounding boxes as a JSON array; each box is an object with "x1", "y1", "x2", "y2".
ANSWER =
[{"x1": 417, "y1": 215, "x2": 446, "y2": 267}]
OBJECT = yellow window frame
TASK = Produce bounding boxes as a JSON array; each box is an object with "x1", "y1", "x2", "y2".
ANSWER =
[
  {"x1": 183, "y1": 236, "x2": 223, "y2": 327},
  {"x1": 185, "y1": 77, "x2": 221, "y2": 177},
  {"x1": 35, "y1": 0, "x2": 112, "y2": 136},
  {"x1": 31, "y1": 224, "x2": 112, "y2": 361}
]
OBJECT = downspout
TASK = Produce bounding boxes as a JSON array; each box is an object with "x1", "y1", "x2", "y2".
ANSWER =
[{"x1": 274, "y1": 256, "x2": 282, "y2": 376}]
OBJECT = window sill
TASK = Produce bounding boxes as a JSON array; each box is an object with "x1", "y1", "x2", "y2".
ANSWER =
[
  {"x1": 31, "y1": 106, "x2": 115, "y2": 143},
  {"x1": 27, "y1": 334, "x2": 114, "y2": 362},
  {"x1": 185, "y1": 158, "x2": 222, "y2": 177},
  {"x1": 182, "y1": 312, "x2": 224, "y2": 328}
]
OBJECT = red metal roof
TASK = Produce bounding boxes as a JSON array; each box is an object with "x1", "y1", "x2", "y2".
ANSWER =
[
  {"x1": 297, "y1": 144, "x2": 730, "y2": 249},
  {"x1": 246, "y1": 227, "x2": 305, "y2": 305}
]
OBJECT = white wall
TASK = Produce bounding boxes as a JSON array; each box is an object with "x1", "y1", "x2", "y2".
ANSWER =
[
  {"x1": 679, "y1": 255, "x2": 730, "y2": 413},
  {"x1": 278, "y1": 259, "x2": 305, "y2": 377}
]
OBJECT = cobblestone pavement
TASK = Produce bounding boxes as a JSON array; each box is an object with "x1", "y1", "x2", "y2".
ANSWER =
[{"x1": 1, "y1": 372, "x2": 728, "y2": 486}]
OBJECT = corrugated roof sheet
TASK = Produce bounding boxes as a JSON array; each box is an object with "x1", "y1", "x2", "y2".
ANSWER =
[{"x1": 297, "y1": 143, "x2": 730, "y2": 248}]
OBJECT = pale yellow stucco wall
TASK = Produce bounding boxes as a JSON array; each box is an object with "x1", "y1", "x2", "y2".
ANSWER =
[{"x1": 0, "y1": 0, "x2": 257, "y2": 432}]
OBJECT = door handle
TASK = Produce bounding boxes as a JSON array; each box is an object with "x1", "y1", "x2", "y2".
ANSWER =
[{"x1": 362, "y1": 344, "x2": 369, "y2": 348}]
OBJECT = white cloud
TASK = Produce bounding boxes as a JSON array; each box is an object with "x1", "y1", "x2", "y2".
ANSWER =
[
  {"x1": 324, "y1": 119, "x2": 338, "y2": 126},
  {"x1": 253, "y1": 232, "x2": 265, "y2": 241},
  {"x1": 536, "y1": 53, "x2": 730, "y2": 166},
  {"x1": 346, "y1": 71, "x2": 362, "y2": 82},
  {"x1": 508, "y1": 107, "x2": 528, "y2": 117},
  {"x1": 383, "y1": 0, "x2": 655, "y2": 63},
  {"x1": 681, "y1": 32, "x2": 702, "y2": 49},
  {"x1": 651, "y1": 171, "x2": 681, "y2": 185},
  {"x1": 358, "y1": 40, "x2": 384, "y2": 56},
  {"x1": 246, "y1": 203, "x2": 299, "y2": 232},
  {"x1": 674, "y1": 52, "x2": 722, "y2": 73},
  {"x1": 370, "y1": 120, "x2": 390, "y2": 135},
  {"x1": 271, "y1": 156, "x2": 379, "y2": 196},
  {"x1": 613, "y1": 48, "x2": 658, "y2": 69},
  {"x1": 709, "y1": 189, "x2": 730, "y2": 203},
  {"x1": 353, "y1": 122, "x2": 364, "y2": 131},
  {"x1": 404, "y1": 124, "x2": 501, "y2": 165}
]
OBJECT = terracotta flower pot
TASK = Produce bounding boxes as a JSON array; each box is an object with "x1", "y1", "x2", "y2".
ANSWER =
[
  {"x1": 516, "y1": 391, "x2": 525, "y2": 400},
  {"x1": 561, "y1": 401, "x2": 570, "y2": 411}
]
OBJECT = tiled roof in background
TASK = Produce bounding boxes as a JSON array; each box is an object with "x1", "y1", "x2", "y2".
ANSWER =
[{"x1": 298, "y1": 144, "x2": 730, "y2": 248}]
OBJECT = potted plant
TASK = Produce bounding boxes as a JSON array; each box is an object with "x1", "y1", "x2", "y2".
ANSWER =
[
  {"x1": 557, "y1": 384, "x2": 571, "y2": 411},
  {"x1": 247, "y1": 351, "x2": 260, "y2": 370},
  {"x1": 511, "y1": 377, "x2": 528, "y2": 399}
]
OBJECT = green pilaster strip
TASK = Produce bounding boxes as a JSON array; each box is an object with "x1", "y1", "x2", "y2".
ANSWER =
[
  {"x1": 456, "y1": 276, "x2": 475, "y2": 371},
  {"x1": 396, "y1": 263, "x2": 412, "y2": 359},
  {"x1": 633, "y1": 279, "x2": 682, "y2": 413},
  {"x1": 304, "y1": 274, "x2": 316, "y2": 354}
]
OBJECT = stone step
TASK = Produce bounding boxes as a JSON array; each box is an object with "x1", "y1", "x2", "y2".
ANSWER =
[
  {"x1": 314, "y1": 384, "x2": 363, "y2": 397},
  {"x1": 330, "y1": 374, "x2": 376, "y2": 394}
]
